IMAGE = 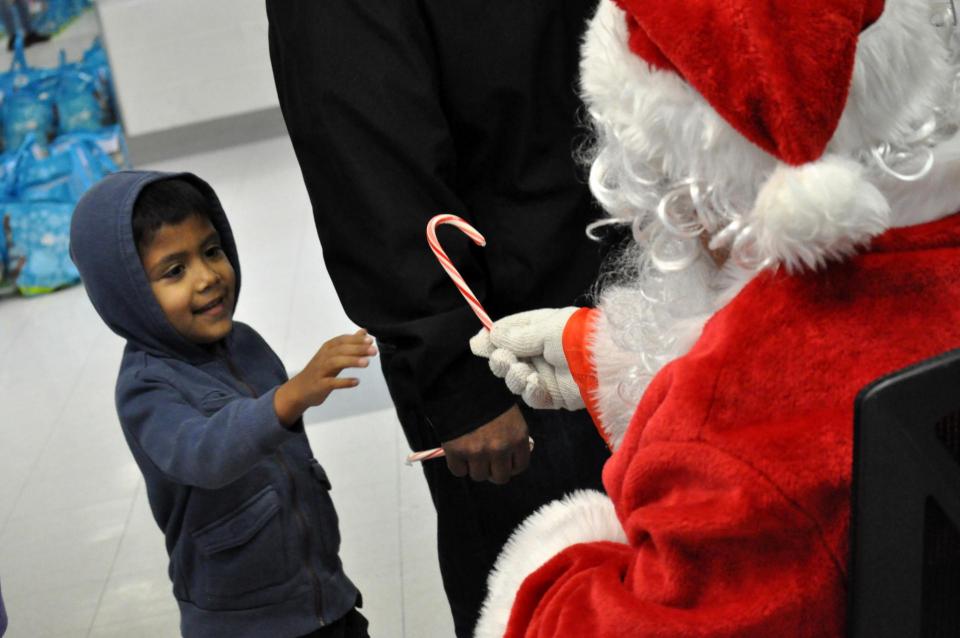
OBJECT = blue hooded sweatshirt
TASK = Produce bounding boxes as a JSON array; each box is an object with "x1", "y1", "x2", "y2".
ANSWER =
[{"x1": 70, "y1": 171, "x2": 358, "y2": 638}]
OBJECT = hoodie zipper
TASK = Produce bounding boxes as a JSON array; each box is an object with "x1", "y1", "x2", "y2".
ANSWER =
[
  {"x1": 221, "y1": 352, "x2": 326, "y2": 625},
  {"x1": 275, "y1": 451, "x2": 325, "y2": 623}
]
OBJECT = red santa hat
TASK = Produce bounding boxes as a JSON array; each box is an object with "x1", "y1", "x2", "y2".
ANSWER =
[
  {"x1": 582, "y1": 0, "x2": 957, "y2": 271},
  {"x1": 615, "y1": 0, "x2": 886, "y2": 167}
]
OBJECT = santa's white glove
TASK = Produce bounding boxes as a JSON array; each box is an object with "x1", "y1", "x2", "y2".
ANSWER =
[{"x1": 470, "y1": 307, "x2": 584, "y2": 411}]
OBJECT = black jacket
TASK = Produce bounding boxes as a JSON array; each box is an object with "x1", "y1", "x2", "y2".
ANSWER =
[
  {"x1": 70, "y1": 171, "x2": 357, "y2": 638},
  {"x1": 268, "y1": 0, "x2": 608, "y2": 444}
]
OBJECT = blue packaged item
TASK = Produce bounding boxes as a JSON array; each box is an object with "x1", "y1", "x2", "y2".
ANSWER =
[
  {"x1": 0, "y1": 149, "x2": 21, "y2": 199},
  {"x1": 70, "y1": 124, "x2": 129, "y2": 169},
  {"x1": 1, "y1": 37, "x2": 58, "y2": 151},
  {"x1": 53, "y1": 126, "x2": 127, "y2": 175},
  {"x1": 0, "y1": 150, "x2": 18, "y2": 294},
  {"x1": 0, "y1": 36, "x2": 56, "y2": 96},
  {"x1": 0, "y1": 36, "x2": 29, "y2": 97},
  {"x1": 31, "y1": 0, "x2": 88, "y2": 36},
  {"x1": 1, "y1": 34, "x2": 60, "y2": 95},
  {"x1": 14, "y1": 132, "x2": 119, "y2": 203},
  {"x1": 0, "y1": 126, "x2": 123, "y2": 296},
  {"x1": 2, "y1": 200, "x2": 78, "y2": 295},
  {"x1": 3, "y1": 91, "x2": 55, "y2": 150},
  {"x1": 80, "y1": 38, "x2": 117, "y2": 124},
  {"x1": 48, "y1": 125, "x2": 129, "y2": 171},
  {"x1": 56, "y1": 52, "x2": 104, "y2": 133},
  {"x1": 16, "y1": 146, "x2": 75, "y2": 202}
]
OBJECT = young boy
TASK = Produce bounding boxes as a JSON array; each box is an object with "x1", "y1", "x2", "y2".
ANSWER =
[{"x1": 70, "y1": 171, "x2": 373, "y2": 638}]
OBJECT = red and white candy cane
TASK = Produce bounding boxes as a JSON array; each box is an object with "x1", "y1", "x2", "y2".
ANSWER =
[
  {"x1": 405, "y1": 446, "x2": 449, "y2": 465},
  {"x1": 406, "y1": 437, "x2": 535, "y2": 466},
  {"x1": 425, "y1": 214, "x2": 494, "y2": 331},
  {"x1": 407, "y1": 214, "x2": 493, "y2": 465}
]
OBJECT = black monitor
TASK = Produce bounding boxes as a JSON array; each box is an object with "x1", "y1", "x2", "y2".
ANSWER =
[{"x1": 849, "y1": 349, "x2": 960, "y2": 638}]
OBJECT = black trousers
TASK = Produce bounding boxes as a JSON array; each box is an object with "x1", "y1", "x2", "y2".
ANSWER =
[
  {"x1": 298, "y1": 608, "x2": 369, "y2": 638},
  {"x1": 413, "y1": 405, "x2": 611, "y2": 637}
]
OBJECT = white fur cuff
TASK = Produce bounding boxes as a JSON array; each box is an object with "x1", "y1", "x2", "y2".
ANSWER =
[{"x1": 474, "y1": 490, "x2": 626, "y2": 638}]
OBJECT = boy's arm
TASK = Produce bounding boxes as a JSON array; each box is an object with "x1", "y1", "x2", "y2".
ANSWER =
[
  {"x1": 273, "y1": 381, "x2": 305, "y2": 427},
  {"x1": 118, "y1": 376, "x2": 300, "y2": 490}
]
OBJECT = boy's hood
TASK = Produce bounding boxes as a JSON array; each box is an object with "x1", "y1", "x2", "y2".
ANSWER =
[{"x1": 70, "y1": 170, "x2": 241, "y2": 363}]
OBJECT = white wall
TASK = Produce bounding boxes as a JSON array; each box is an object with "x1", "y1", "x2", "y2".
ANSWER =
[{"x1": 96, "y1": 0, "x2": 279, "y2": 138}]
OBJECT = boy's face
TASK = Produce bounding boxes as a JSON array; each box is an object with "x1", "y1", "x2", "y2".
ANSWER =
[{"x1": 140, "y1": 214, "x2": 237, "y2": 345}]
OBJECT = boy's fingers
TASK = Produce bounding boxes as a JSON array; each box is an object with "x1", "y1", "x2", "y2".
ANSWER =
[
  {"x1": 323, "y1": 356, "x2": 370, "y2": 375},
  {"x1": 327, "y1": 377, "x2": 359, "y2": 390},
  {"x1": 328, "y1": 332, "x2": 373, "y2": 348},
  {"x1": 333, "y1": 343, "x2": 378, "y2": 357}
]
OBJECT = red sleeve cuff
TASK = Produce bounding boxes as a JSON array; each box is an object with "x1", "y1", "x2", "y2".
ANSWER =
[{"x1": 562, "y1": 307, "x2": 607, "y2": 445}]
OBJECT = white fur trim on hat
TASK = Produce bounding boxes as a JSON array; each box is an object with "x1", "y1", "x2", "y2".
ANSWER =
[
  {"x1": 474, "y1": 490, "x2": 626, "y2": 638},
  {"x1": 745, "y1": 156, "x2": 891, "y2": 272}
]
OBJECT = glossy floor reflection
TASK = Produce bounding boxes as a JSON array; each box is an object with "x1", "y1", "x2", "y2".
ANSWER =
[{"x1": 0, "y1": 136, "x2": 453, "y2": 637}]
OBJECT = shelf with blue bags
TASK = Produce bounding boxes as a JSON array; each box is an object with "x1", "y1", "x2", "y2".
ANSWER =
[{"x1": 0, "y1": 34, "x2": 127, "y2": 298}]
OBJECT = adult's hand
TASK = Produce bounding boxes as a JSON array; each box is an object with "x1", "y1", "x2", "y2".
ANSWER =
[{"x1": 442, "y1": 405, "x2": 530, "y2": 485}]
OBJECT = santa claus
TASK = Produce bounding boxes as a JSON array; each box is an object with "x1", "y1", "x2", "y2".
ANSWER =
[{"x1": 469, "y1": 0, "x2": 960, "y2": 636}]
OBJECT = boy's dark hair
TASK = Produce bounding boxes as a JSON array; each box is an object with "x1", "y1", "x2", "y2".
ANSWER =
[{"x1": 132, "y1": 178, "x2": 217, "y2": 252}]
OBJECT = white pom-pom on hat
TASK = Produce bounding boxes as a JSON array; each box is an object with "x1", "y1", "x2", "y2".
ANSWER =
[{"x1": 731, "y1": 156, "x2": 892, "y2": 272}]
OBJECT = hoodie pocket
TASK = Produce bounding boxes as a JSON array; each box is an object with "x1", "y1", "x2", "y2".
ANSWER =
[
  {"x1": 309, "y1": 459, "x2": 332, "y2": 491},
  {"x1": 190, "y1": 486, "x2": 290, "y2": 598},
  {"x1": 307, "y1": 459, "x2": 341, "y2": 556}
]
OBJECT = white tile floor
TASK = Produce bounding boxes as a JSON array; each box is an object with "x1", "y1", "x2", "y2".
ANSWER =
[{"x1": 0, "y1": 135, "x2": 455, "y2": 637}]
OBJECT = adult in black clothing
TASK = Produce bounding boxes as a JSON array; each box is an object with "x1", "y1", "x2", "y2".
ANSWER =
[{"x1": 266, "y1": 2, "x2": 612, "y2": 635}]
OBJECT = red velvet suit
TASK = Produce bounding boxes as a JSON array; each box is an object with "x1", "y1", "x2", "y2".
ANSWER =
[{"x1": 504, "y1": 213, "x2": 960, "y2": 637}]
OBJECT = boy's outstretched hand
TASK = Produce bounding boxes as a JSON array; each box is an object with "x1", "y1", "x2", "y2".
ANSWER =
[{"x1": 274, "y1": 329, "x2": 377, "y2": 427}]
